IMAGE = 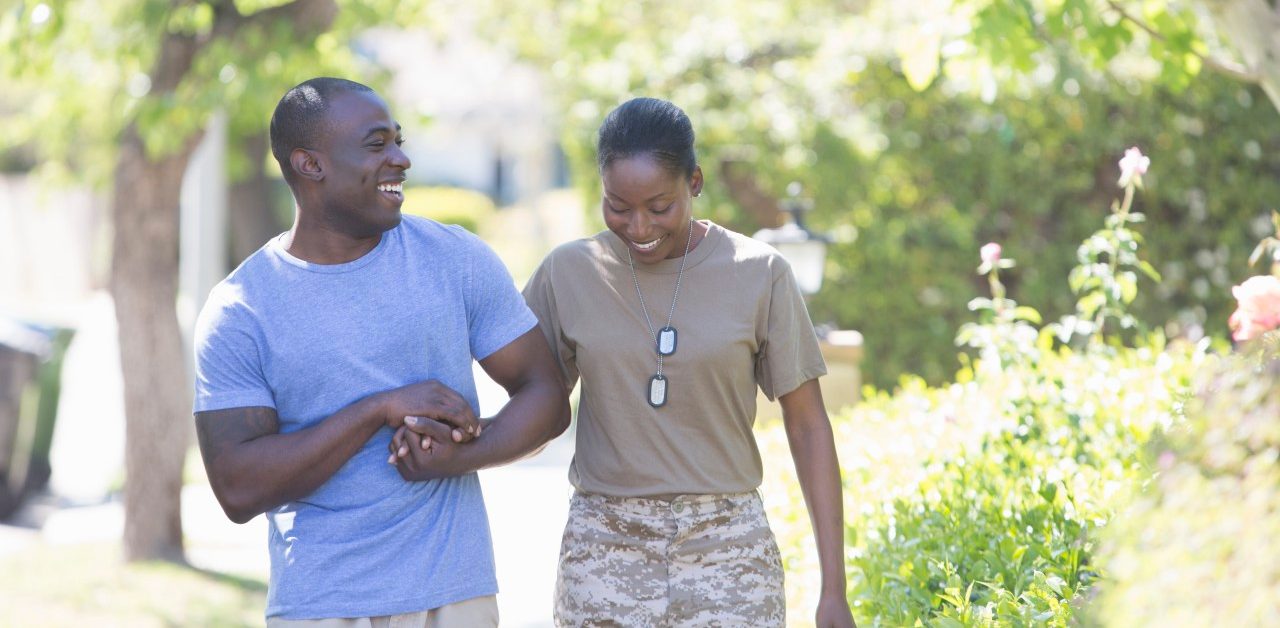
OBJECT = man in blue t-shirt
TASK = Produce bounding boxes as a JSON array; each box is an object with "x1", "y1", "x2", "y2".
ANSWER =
[{"x1": 192, "y1": 77, "x2": 570, "y2": 626}]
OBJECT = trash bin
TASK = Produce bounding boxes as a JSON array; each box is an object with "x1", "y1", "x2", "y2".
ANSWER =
[
  {"x1": 0, "y1": 318, "x2": 64, "y2": 520},
  {"x1": 26, "y1": 327, "x2": 73, "y2": 493}
]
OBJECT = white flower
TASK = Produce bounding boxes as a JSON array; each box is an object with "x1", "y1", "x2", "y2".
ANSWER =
[
  {"x1": 980, "y1": 242, "x2": 1002, "y2": 266},
  {"x1": 1117, "y1": 146, "x2": 1150, "y2": 187}
]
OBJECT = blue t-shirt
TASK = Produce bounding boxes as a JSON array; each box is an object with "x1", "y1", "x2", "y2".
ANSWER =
[{"x1": 192, "y1": 215, "x2": 536, "y2": 619}]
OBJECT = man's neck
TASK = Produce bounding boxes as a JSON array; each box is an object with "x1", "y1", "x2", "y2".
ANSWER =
[{"x1": 283, "y1": 219, "x2": 384, "y2": 265}]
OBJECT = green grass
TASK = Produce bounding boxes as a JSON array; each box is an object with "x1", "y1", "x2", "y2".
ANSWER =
[{"x1": 0, "y1": 542, "x2": 266, "y2": 627}]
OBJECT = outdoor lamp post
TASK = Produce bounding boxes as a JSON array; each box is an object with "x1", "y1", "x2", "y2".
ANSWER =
[{"x1": 752, "y1": 183, "x2": 829, "y2": 295}]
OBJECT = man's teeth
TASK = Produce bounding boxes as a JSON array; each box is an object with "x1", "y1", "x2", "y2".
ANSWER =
[
  {"x1": 633, "y1": 238, "x2": 662, "y2": 251},
  {"x1": 378, "y1": 183, "x2": 403, "y2": 194}
]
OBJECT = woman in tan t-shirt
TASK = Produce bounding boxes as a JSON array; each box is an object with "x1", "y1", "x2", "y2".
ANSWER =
[{"x1": 522, "y1": 97, "x2": 854, "y2": 627}]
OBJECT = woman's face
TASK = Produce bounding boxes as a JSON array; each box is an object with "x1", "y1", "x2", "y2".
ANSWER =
[{"x1": 600, "y1": 155, "x2": 703, "y2": 264}]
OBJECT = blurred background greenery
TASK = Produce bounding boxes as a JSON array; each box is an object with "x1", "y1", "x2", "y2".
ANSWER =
[{"x1": 2, "y1": 0, "x2": 1279, "y2": 625}]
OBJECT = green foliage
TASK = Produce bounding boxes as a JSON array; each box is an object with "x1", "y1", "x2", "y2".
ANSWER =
[
  {"x1": 846, "y1": 337, "x2": 1202, "y2": 625},
  {"x1": 1055, "y1": 169, "x2": 1162, "y2": 345},
  {"x1": 400, "y1": 185, "x2": 497, "y2": 234},
  {"x1": 1087, "y1": 334, "x2": 1280, "y2": 624},
  {"x1": 962, "y1": 0, "x2": 1205, "y2": 86},
  {"x1": 810, "y1": 60, "x2": 1279, "y2": 387},
  {"x1": 0, "y1": 0, "x2": 438, "y2": 185}
]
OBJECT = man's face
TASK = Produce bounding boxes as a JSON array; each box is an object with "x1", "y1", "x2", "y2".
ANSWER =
[{"x1": 313, "y1": 90, "x2": 411, "y2": 238}]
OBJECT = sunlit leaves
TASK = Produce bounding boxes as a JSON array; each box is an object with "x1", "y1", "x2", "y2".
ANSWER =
[{"x1": 0, "y1": 0, "x2": 436, "y2": 185}]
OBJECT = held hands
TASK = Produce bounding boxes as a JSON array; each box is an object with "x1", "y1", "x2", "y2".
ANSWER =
[
  {"x1": 386, "y1": 419, "x2": 468, "y2": 481},
  {"x1": 379, "y1": 379, "x2": 480, "y2": 444}
]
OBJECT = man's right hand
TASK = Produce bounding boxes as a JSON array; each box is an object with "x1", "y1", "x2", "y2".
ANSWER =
[{"x1": 377, "y1": 380, "x2": 480, "y2": 443}]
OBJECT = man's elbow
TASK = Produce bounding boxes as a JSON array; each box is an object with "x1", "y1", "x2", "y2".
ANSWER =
[
  {"x1": 208, "y1": 478, "x2": 264, "y2": 524},
  {"x1": 555, "y1": 404, "x2": 570, "y2": 437},
  {"x1": 549, "y1": 390, "x2": 571, "y2": 438}
]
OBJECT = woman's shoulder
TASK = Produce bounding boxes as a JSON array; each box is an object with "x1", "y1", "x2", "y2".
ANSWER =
[{"x1": 712, "y1": 224, "x2": 792, "y2": 274}]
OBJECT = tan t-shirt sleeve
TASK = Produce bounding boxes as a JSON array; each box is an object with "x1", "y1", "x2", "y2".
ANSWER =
[
  {"x1": 755, "y1": 257, "x2": 827, "y2": 401},
  {"x1": 522, "y1": 256, "x2": 580, "y2": 390}
]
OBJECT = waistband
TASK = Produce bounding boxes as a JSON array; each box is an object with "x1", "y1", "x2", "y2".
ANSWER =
[{"x1": 572, "y1": 490, "x2": 761, "y2": 518}]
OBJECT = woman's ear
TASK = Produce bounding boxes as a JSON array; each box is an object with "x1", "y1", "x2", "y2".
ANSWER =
[
  {"x1": 291, "y1": 148, "x2": 323, "y2": 182},
  {"x1": 690, "y1": 165, "x2": 704, "y2": 198}
]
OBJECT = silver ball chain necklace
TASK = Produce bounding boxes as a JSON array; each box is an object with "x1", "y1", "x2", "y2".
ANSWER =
[{"x1": 627, "y1": 218, "x2": 696, "y2": 408}]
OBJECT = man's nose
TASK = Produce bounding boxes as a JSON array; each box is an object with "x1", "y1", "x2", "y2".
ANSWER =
[{"x1": 389, "y1": 144, "x2": 411, "y2": 170}]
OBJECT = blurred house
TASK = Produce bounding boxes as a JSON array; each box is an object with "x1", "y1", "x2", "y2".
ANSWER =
[{"x1": 365, "y1": 28, "x2": 570, "y2": 205}]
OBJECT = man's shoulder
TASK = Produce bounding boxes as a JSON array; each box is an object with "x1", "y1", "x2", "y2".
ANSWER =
[{"x1": 399, "y1": 214, "x2": 484, "y2": 250}]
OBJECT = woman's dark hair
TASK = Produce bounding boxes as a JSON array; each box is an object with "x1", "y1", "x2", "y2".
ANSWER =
[{"x1": 596, "y1": 97, "x2": 697, "y2": 179}]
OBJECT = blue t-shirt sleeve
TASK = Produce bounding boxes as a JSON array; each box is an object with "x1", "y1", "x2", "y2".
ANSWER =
[
  {"x1": 192, "y1": 292, "x2": 275, "y2": 413},
  {"x1": 465, "y1": 234, "x2": 538, "y2": 361}
]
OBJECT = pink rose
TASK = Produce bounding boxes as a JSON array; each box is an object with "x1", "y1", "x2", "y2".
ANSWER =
[
  {"x1": 1228, "y1": 275, "x2": 1280, "y2": 342},
  {"x1": 1118, "y1": 146, "x2": 1150, "y2": 187},
  {"x1": 980, "y1": 242, "x2": 1002, "y2": 266}
]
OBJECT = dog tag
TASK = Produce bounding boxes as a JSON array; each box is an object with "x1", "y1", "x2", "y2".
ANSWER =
[
  {"x1": 648, "y1": 374, "x2": 668, "y2": 408},
  {"x1": 658, "y1": 326, "x2": 677, "y2": 356}
]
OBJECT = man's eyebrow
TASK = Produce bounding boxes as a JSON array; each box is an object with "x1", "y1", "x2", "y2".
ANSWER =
[{"x1": 362, "y1": 123, "x2": 402, "y2": 139}]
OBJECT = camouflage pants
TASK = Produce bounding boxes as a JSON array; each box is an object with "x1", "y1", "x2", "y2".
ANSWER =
[{"x1": 554, "y1": 490, "x2": 785, "y2": 627}]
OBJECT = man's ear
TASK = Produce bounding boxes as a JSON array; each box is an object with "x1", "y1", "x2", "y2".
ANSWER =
[{"x1": 291, "y1": 148, "x2": 323, "y2": 182}]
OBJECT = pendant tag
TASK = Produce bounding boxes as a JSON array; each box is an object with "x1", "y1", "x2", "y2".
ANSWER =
[
  {"x1": 648, "y1": 374, "x2": 668, "y2": 408},
  {"x1": 658, "y1": 326, "x2": 677, "y2": 356}
]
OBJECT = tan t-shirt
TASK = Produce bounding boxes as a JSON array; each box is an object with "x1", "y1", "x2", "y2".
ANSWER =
[{"x1": 522, "y1": 221, "x2": 826, "y2": 497}]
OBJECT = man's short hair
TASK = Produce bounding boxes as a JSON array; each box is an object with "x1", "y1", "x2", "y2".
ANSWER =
[{"x1": 269, "y1": 77, "x2": 375, "y2": 183}]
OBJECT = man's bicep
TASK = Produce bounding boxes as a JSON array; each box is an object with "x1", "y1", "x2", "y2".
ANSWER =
[
  {"x1": 194, "y1": 406, "x2": 280, "y2": 465},
  {"x1": 478, "y1": 328, "x2": 561, "y2": 395}
]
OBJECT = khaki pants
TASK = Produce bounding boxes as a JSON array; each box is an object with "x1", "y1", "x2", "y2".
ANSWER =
[
  {"x1": 266, "y1": 595, "x2": 498, "y2": 628},
  {"x1": 555, "y1": 491, "x2": 785, "y2": 627}
]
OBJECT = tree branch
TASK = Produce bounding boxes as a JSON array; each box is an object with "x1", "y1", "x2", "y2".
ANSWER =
[
  {"x1": 1105, "y1": 0, "x2": 1260, "y2": 84},
  {"x1": 213, "y1": 0, "x2": 339, "y2": 40}
]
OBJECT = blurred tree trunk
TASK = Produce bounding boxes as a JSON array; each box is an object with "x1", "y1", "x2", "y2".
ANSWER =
[
  {"x1": 112, "y1": 122, "x2": 198, "y2": 562},
  {"x1": 228, "y1": 132, "x2": 284, "y2": 265},
  {"x1": 719, "y1": 157, "x2": 782, "y2": 229}
]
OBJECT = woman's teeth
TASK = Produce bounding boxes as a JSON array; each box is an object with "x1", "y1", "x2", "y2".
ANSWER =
[
  {"x1": 378, "y1": 183, "x2": 403, "y2": 195},
  {"x1": 633, "y1": 237, "x2": 662, "y2": 251}
]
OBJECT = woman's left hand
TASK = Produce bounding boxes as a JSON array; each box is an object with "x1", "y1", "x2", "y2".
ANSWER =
[{"x1": 816, "y1": 592, "x2": 856, "y2": 628}]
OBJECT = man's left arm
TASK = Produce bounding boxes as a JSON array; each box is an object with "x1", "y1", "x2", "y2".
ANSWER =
[{"x1": 391, "y1": 327, "x2": 570, "y2": 479}]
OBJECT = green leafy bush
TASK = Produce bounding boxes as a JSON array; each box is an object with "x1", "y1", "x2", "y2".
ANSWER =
[
  {"x1": 760, "y1": 335, "x2": 1204, "y2": 625},
  {"x1": 846, "y1": 337, "x2": 1203, "y2": 626}
]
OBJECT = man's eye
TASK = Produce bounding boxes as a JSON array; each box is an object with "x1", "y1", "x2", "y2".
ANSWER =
[{"x1": 395, "y1": 137, "x2": 406, "y2": 146}]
